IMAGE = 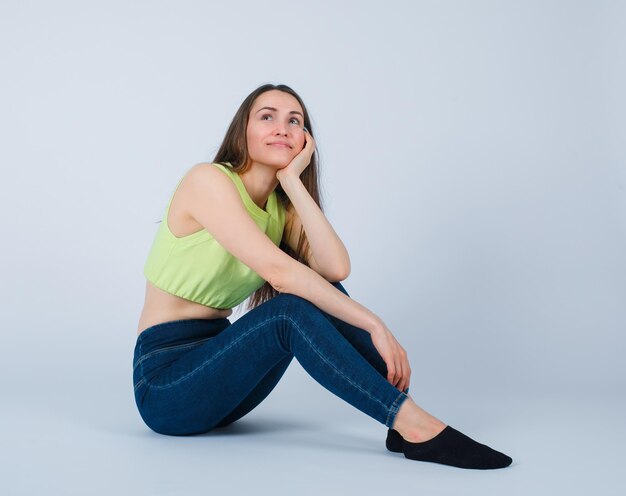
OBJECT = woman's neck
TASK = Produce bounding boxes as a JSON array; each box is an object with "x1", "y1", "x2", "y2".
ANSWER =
[{"x1": 238, "y1": 161, "x2": 280, "y2": 210}]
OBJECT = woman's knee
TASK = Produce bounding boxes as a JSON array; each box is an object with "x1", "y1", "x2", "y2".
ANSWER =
[{"x1": 268, "y1": 292, "x2": 321, "y2": 314}]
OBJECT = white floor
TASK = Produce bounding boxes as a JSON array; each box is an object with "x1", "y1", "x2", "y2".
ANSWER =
[{"x1": 3, "y1": 362, "x2": 624, "y2": 496}]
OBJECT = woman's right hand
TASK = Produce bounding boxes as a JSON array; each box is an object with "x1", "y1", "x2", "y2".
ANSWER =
[
  {"x1": 275, "y1": 129, "x2": 316, "y2": 183},
  {"x1": 369, "y1": 322, "x2": 412, "y2": 393}
]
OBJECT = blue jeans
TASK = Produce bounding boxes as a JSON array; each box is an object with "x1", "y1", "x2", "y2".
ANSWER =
[{"x1": 132, "y1": 282, "x2": 409, "y2": 435}]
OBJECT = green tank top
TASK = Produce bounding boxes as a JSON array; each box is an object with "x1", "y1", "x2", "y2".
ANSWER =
[{"x1": 143, "y1": 162, "x2": 286, "y2": 309}]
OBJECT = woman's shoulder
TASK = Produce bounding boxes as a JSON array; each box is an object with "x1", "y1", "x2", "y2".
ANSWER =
[
  {"x1": 181, "y1": 162, "x2": 240, "y2": 199},
  {"x1": 169, "y1": 163, "x2": 232, "y2": 206},
  {"x1": 189, "y1": 161, "x2": 228, "y2": 172},
  {"x1": 184, "y1": 162, "x2": 231, "y2": 182}
]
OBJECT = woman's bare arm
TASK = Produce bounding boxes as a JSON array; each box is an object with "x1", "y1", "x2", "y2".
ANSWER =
[{"x1": 280, "y1": 174, "x2": 350, "y2": 280}]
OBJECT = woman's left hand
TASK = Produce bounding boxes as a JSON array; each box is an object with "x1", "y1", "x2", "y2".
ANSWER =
[{"x1": 276, "y1": 130, "x2": 316, "y2": 183}]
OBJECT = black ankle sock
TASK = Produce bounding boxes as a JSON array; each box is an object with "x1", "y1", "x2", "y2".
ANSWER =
[
  {"x1": 386, "y1": 428, "x2": 404, "y2": 453},
  {"x1": 402, "y1": 425, "x2": 512, "y2": 469}
]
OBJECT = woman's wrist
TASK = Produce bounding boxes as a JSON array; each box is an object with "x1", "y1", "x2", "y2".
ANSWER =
[
  {"x1": 277, "y1": 173, "x2": 307, "y2": 202},
  {"x1": 276, "y1": 169, "x2": 300, "y2": 186},
  {"x1": 366, "y1": 315, "x2": 386, "y2": 336}
]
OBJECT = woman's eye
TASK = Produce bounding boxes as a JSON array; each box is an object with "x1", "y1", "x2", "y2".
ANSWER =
[{"x1": 261, "y1": 114, "x2": 300, "y2": 125}]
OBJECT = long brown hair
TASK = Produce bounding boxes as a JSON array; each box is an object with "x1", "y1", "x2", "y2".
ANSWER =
[{"x1": 212, "y1": 83, "x2": 323, "y2": 311}]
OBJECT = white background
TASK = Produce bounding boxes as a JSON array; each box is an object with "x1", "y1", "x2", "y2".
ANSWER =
[{"x1": 1, "y1": 1, "x2": 624, "y2": 495}]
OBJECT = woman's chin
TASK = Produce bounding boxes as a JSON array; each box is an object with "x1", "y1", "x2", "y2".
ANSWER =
[
  {"x1": 249, "y1": 154, "x2": 293, "y2": 170},
  {"x1": 264, "y1": 158, "x2": 292, "y2": 169}
]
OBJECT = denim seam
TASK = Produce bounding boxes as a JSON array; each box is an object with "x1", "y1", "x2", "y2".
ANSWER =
[
  {"x1": 283, "y1": 314, "x2": 392, "y2": 413},
  {"x1": 134, "y1": 377, "x2": 146, "y2": 392},
  {"x1": 133, "y1": 336, "x2": 215, "y2": 372},
  {"x1": 138, "y1": 339, "x2": 144, "y2": 378},
  {"x1": 385, "y1": 390, "x2": 408, "y2": 428},
  {"x1": 147, "y1": 314, "x2": 285, "y2": 391}
]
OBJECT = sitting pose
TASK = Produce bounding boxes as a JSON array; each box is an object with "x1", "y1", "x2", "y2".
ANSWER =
[{"x1": 132, "y1": 83, "x2": 513, "y2": 470}]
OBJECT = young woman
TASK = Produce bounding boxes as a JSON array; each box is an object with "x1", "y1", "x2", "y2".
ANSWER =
[{"x1": 133, "y1": 83, "x2": 513, "y2": 470}]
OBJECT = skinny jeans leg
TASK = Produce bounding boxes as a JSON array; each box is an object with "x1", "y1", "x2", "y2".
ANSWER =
[
  {"x1": 213, "y1": 281, "x2": 408, "y2": 429},
  {"x1": 320, "y1": 282, "x2": 401, "y2": 387},
  {"x1": 133, "y1": 291, "x2": 409, "y2": 436}
]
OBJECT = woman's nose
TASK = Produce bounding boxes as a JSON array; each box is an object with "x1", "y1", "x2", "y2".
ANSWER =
[{"x1": 273, "y1": 122, "x2": 288, "y2": 135}]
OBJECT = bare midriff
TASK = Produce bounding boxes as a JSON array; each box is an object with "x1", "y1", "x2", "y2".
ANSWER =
[{"x1": 136, "y1": 280, "x2": 233, "y2": 336}]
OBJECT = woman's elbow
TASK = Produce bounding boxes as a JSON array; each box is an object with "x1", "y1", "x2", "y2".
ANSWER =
[{"x1": 328, "y1": 263, "x2": 350, "y2": 282}]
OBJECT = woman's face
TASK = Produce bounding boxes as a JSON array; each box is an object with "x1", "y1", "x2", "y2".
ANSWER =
[{"x1": 246, "y1": 90, "x2": 306, "y2": 169}]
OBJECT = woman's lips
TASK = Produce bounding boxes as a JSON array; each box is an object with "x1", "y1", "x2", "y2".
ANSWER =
[{"x1": 268, "y1": 143, "x2": 291, "y2": 149}]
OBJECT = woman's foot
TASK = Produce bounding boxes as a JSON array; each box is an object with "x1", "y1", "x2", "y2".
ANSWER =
[
  {"x1": 388, "y1": 397, "x2": 513, "y2": 469},
  {"x1": 402, "y1": 425, "x2": 513, "y2": 469},
  {"x1": 387, "y1": 426, "x2": 512, "y2": 469}
]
